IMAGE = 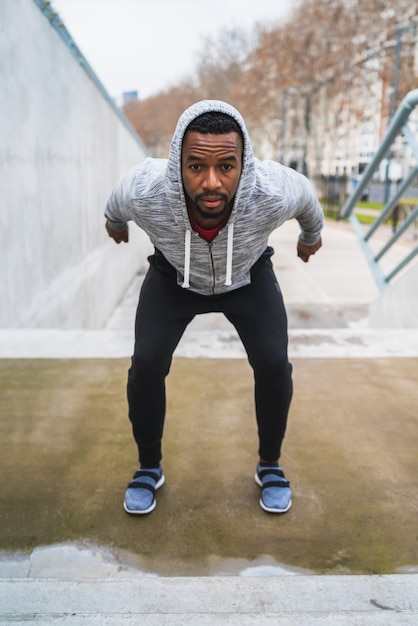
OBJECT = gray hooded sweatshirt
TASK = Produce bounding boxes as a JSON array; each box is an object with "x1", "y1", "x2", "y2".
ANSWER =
[{"x1": 105, "y1": 99, "x2": 324, "y2": 296}]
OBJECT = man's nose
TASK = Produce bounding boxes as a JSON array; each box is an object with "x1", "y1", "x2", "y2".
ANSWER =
[{"x1": 203, "y1": 168, "x2": 221, "y2": 190}]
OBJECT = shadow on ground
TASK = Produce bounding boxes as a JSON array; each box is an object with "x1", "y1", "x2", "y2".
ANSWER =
[{"x1": 1, "y1": 357, "x2": 417, "y2": 576}]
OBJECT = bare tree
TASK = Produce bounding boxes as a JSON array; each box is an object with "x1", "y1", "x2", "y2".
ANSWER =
[
  {"x1": 123, "y1": 81, "x2": 200, "y2": 157},
  {"x1": 194, "y1": 27, "x2": 252, "y2": 104},
  {"x1": 234, "y1": 0, "x2": 418, "y2": 173},
  {"x1": 122, "y1": 0, "x2": 418, "y2": 173}
]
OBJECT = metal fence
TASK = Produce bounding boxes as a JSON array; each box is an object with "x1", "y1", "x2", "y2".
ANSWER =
[
  {"x1": 318, "y1": 176, "x2": 418, "y2": 207},
  {"x1": 339, "y1": 89, "x2": 418, "y2": 291}
]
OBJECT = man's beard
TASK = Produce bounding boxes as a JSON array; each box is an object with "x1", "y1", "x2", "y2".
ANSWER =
[{"x1": 193, "y1": 193, "x2": 231, "y2": 221}]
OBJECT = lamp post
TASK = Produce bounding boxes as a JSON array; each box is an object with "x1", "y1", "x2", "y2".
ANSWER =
[
  {"x1": 384, "y1": 24, "x2": 417, "y2": 203},
  {"x1": 277, "y1": 88, "x2": 298, "y2": 166},
  {"x1": 279, "y1": 89, "x2": 288, "y2": 165},
  {"x1": 303, "y1": 93, "x2": 311, "y2": 177}
]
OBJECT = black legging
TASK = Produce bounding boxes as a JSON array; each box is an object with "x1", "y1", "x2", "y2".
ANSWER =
[{"x1": 127, "y1": 248, "x2": 293, "y2": 467}]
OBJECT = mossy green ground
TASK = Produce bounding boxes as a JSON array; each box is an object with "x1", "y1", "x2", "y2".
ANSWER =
[{"x1": 1, "y1": 357, "x2": 417, "y2": 576}]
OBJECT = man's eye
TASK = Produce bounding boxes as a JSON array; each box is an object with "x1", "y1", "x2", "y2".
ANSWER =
[{"x1": 190, "y1": 164, "x2": 200, "y2": 171}]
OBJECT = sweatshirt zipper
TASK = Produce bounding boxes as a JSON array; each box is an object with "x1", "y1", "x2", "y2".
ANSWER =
[{"x1": 208, "y1": 242, "x2": 216, "y2": 294}]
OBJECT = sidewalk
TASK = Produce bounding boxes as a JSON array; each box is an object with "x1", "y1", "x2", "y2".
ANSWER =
[{"x1": 1, "y1": 220, "x2": 417, "y2": 623}]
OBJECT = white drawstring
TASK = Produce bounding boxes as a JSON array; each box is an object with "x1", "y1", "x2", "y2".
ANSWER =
[
  {"x1": 182, "y1": 229, "x2": 191, "y2": 288},
  {"x1": 224, "y1": 222, "x2": 234, "y2": 286}
]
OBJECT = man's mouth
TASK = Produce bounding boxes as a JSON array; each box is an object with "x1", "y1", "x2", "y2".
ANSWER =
[
  {"x1": 199, "y1": 195, "x2": 225, "y2": 209},
  {"x1": 202, "y1": 198, "x2": 222, "y2": 208}
]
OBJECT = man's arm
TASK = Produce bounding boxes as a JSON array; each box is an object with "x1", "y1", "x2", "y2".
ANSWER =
[
  {"x1": 104, "y1": 166, "x2": 139, "y2": 244},
  {"x1": 105, "y1": 219, "x2": 129, "y2": 244},
  {"x1": 290, "y1": 172, "x2": 324, "y2": 263}
]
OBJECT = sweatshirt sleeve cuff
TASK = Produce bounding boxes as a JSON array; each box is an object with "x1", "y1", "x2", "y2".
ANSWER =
[
  {"x1": 298, "y1": 228, "x2": 322, "y2": 246},
  {"x1": 105, "y1": 216, "x2": 128, "y2": 231}
]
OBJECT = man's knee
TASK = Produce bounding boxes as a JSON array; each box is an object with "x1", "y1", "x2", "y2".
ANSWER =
[
  {"x1": 252, "y1": 353, "x2": 292, "y2": 379},
  {"x1": 128, "y1": 352, "x2": 171, "y2": 384}
]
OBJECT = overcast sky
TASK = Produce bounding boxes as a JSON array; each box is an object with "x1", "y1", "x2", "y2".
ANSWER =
[{"x1": 52, "y1": 0, "x2": 297, "y2": 101}]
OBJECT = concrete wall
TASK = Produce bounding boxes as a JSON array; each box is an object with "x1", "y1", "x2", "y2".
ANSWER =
[
  {"x1": 0, "y1": 0, "x2": 152, "y2": 328},
  {"x1": 369, "y1": 261, "x2": 418, "y2": 328}
]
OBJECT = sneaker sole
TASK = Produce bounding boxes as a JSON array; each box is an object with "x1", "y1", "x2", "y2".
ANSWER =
[
  {"x1": 259, "y1": 497, "x2": 292, "y2": 514},
  {"x1": 254, "y1": 472, "x2": 292, "y2": 514},
  {"x1": 123, "y1": 474, "x2": 165, "y2": 515}
]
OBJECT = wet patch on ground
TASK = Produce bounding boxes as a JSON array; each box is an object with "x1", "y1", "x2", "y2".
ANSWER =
[{"x1": 1, "y1": 358, "x2": 417, "y2": 576}]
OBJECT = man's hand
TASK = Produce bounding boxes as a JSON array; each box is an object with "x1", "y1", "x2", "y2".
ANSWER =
[
  {"x1": 297, "y1": 237, "x2": 322, "y2": 263},
  {"x1": 105, "y1": 220, "x2": 129, "y2": 244}
]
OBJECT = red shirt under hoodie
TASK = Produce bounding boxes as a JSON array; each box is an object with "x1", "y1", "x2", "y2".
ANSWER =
[{"x1": 188, "y1": 213, "x2": 230, "y2": 242}]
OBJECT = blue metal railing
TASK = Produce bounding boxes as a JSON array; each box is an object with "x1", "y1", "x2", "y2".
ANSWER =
[
  {"x1": 340, "y1": 89, "x2": 418, "y2": 292},
  {"x1": 33, "y1": 0, "x2": 148, "y2": 154}
]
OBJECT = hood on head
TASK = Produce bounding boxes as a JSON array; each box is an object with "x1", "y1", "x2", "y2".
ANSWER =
[{"x1": 164, "y1": 100, "x2": 256, "y2": 226}]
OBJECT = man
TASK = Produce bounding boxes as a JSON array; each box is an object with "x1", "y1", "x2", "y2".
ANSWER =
[{"x1": 105, "y1": 100, "x2": 323, "y2": 515}]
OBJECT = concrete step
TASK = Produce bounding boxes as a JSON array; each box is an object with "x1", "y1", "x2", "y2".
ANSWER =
[
  {"x1": 1, "y1": 574, "x2": 417, "y2": 624},
  {"x1": 1, "y1": 327, "x2": 418, "y2": 359}
]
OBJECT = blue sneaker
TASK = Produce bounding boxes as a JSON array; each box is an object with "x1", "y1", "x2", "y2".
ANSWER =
[
  {"x1": 123, "y1": 466, "x2": 165, "y2": 515},
  {"x1": 255, "y1": 463, "x2": 292, "y2": 513}
]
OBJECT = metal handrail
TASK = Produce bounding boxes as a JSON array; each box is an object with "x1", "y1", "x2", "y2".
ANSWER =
[{"x1": 340, "y1": 89, "x2": 418, "y2": 291}]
